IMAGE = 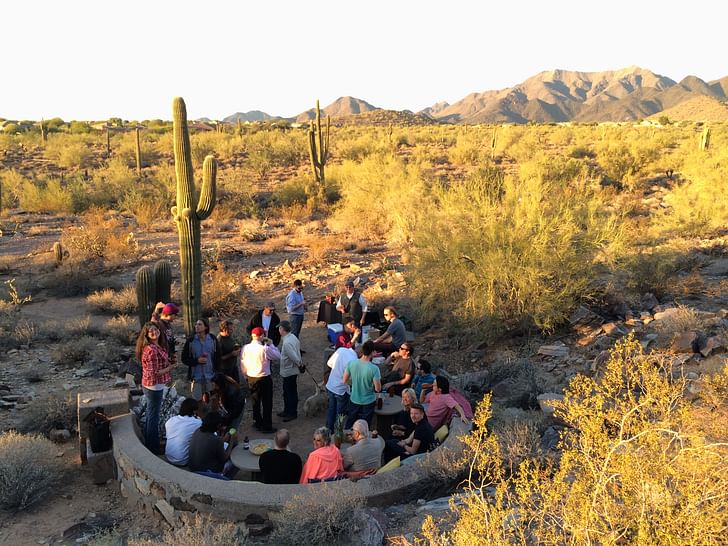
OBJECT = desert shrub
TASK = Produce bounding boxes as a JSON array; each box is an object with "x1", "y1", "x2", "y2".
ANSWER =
[
  {"x1": 61, "y1": 208, "x2": 140, "y2": 267},
  {"x1": 236, "y1": 218, "x2": 268, "y2": 241},
  {"x1": 12, "y1": 319, "x2": 38, "y2": 347},
  {"x1": 215, "y1": 168, "x2": 258, "y2": 220},
  {"x1": 488, "y1": 407, "x2": 546, "y2": 474},
  {"x1": 569, "y1": 144, "x2": 595, "y2": 159},
  {"x1": 409, "y1": 171, "x2": 625, "y2": 337},
  {"x1": 270, "y1": 174, "x2": 308, "y2": 207},
  {"x1": 328, "y1": 155, "x2": 430, "y2": 243},
  {"x1": 103, "y1": 315, "x2": 138, "y2": 344},
  {"x1": 17, "y1": 176, "x2": 75, "y2": 213},
  {"x1": 50, "y1": 335, "x2": 97, "y2": 366},
  {"x1": 424, "y1": 337, "x2": 728, "y2": 545},
  {"x1": 86, "y1": 286, "x2": 137, "y2": 315},
  {"x1": 127, "y1": 513, "x2": 246, "y2": 545},
  {"x1": 44, "y1": 135, "x2": 92, "y2": 169},
  {"x1": 202, "y1": 263, "x2": 248, "y2": 318},
  {"x1": 623, "y1": 244, "x2": 702, "y2": 299},
  {"x1": 448, "y1": 131, "x2": 488, "y2": 165},
  {"x1": 41, "y1": 316, "x2": 95, "y2": 342},
  {"x1": 17, "y1": 394, "x2": 75, "y2": 435},
  {"x1": 270, "y1": 485, "x2": 365, "y2": 545},
  {"x1": 0, "y1": 431, "x2": 66, "y2": 511}
]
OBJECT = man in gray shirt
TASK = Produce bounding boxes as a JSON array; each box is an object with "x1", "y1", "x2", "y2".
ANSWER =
[
  {"x1": 373, "y1": 306, "x2": 406, "y2": 355},
  {"x1": 343, "y1": 419, "x2": 385, "y2": 472}
]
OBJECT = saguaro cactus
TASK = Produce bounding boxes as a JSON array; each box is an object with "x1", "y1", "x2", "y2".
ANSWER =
[
  {"x1": 52, "y1": 241, "x2": 67, "y2": 265},
  {"x1": 106, "y1": 127, "x2": 111, "y2": 157},
  {"x1": 699, "y1": 126, "x2": 711, "y2": 152},
  {"x1": 39, "y1": 119, "x2": 48, "y2": 144},
  {"x1": 307, "y1": 100, "x2": 330, "y2": 185},
  {"x1": 153, "y1": 259, "x2": 172, "y2": 304},
  {"x1": 135, "y1": 127, "x2": 142, "y2": 175},
  {"x1": 171, "y1": 97, "x2": 217, "y2": 336},
  {"x1": 135, "y1": 265, "x2": 156, "y2": 328}
]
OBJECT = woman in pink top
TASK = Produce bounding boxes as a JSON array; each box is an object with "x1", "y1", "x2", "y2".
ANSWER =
[
  {"x1": 135, "y1": 322, "x2": 174, "y2": 454},
  {"x1": 299, "y1": 427, "x2": 344, "y2": 483}
]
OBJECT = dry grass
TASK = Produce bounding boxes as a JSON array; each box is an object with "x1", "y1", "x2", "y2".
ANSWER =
[
  {"x1": 50, "y1": 335, "x2": 98, "y2": 366},
  {"x1": 18, "y1": 394, "x2": 76, "y2": 435},
  {"x1": 202, "y1": 263, "x2": 249, "y2": 318},
  {"x1": 86, "y1": 286, "x2": 137, "y2": 315},
  {"x1": 257, "y1": 235, "x2": 288, "y2": 254},
  {"x1": 126, "y1": 513, "x2": 246, "y2": 545},
  {"x1": 103, "y1": 314, "x2": 138, "y2": 344}
]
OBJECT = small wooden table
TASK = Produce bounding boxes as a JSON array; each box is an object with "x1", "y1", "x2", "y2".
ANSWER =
[
  {"x1": 230, "y1": 439, "x2": 272, "y2": 480},
  {"x1": 375, "y1": 395, "x2": 402, "y2": 439}
]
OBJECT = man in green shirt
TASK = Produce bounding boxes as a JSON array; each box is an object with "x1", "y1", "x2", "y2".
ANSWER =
[{"x1": 343, "y1": 340, "x2": 382, "y2": 429}]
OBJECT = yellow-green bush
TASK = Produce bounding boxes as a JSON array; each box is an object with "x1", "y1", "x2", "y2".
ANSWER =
[
  {"x1": 409, "y1": 170, "x2": 625, "y2": 335},
  {"x1": 424, "y1": 337, "x2": 728, "y2": 545}
]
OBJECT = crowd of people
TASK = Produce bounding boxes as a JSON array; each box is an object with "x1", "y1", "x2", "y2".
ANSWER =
[{"x1": 135, "y1": 279, "x2": 472, "y2": 483}]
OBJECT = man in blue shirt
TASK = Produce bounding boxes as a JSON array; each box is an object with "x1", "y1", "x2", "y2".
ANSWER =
[{"x1": 285, "y1": 279, "x2": 306, "y2": 339}]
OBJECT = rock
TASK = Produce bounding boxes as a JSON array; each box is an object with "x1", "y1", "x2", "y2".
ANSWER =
[
  {"x1": 540, "y1": 426, "x2": 562, "y2": 450},
  {"x1": 686, "y1": 372, "x2": 700, "y2": 380},
  {"x1": 570, "y1": 305, "x2": 603, "y2": 328},
  {"x1": 74, "y1": 368, "x2": 96, "y2": 378},
  {"x1": 670, "y1": 332, "x2": 698, "y2": 353},
  {"x1": 249, "y1": 270, "x2": 260, "y2": 279},
  {"x1": 49, "y1": 429, "x2": 71, "y2": 443},
  {"x1": 134, "y1": 476, "x2": 151, "y2": 496},
  {"x1": 640, "y1": 293, "x2": 660, "y2": 312},
  {"x1": 701, "y1": 258, "x2": 728, "y2": 277},
  {"x1": 538, "y1": 344, "x2": 569, "y2": 357},
  {"x1": 155, "y1": 499, "x2": 176, "y2": 526},
  {"x1": 537, "y1": 393, "x2": 564, "y2": 414},
  {"x1": 602, "y1": 322, "x2": 628, "y2": 337},
  {"x1": 698, "y1": 336, "x2": 723, "y2": 357},
  {"x1": 349, "y1": 507, "x2": 386, "y2": 546},
  {"x1": 592, "y1": 350, "x2": 611, "y2": 372},
  {"x1": 640, "y1": 333, "x2": 659, "y2": 350},
  {"x1": 653, "y1": 306, "x2": 679, "y2": 321}
]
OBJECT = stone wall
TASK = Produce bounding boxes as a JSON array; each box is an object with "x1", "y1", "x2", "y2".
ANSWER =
[{"x1": 111, "y1": 413, "x2": 469, "y2": 524}]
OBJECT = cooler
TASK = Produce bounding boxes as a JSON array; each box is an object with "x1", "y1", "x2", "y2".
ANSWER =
[{"x1": 327, "y1": 323, "x2": 343, "y2": 345}]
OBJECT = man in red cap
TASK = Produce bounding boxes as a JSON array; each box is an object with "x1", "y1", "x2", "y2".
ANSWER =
[
  {"x1": 240, "y1": 326, "x2": 281, "y2": 433},
  {"x1": 152, "y1": 302, "x2": 180, "y2": 365}
]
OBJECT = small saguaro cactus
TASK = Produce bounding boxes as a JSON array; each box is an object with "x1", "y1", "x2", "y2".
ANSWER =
[
  {"x1": 135, "y1": 265, "x2": 156, "y2": 327},
  {"x1": 39, "y1": 119, "x2": 48, "y2": 143},
  {"x1": 106, "y1": 127, "x2": 111, "y2": 157},
  {"x1": 135, "y1": 127, "x2": 142, "y2": 175},
  {"x1": 307, "y1": 99, "x2": 330, "y2": 185},
  {"x1": 490, "y1": 126, "x2": 498, "y2": 159},
  {"x1": 171, "y1": 97, "x2": 217, "y2": 336},
  {"x1": 153, "y1": 259, "x2": 172, "y2": 304},
  {"x1": 699, "y1": 126, "x2": 711, "y2": 152}
]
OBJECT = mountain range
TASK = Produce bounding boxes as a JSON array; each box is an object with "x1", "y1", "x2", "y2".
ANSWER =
[{"x1": 224, "y1": 67, "x2": 728, "y2": 124}]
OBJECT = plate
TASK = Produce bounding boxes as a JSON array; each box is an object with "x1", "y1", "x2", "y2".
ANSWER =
[{"x1": 250, "y1": 443, "x2": 270, "y2": 456}]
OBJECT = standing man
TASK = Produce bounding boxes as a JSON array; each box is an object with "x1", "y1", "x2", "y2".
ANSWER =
[
  {"x1": 153, "y1": 303, "x2": 180, "y2": 364},
  {"x1": 181, "y1": 318, "x2": 219, "y2": 400},
  {"x1": 285, "y1": 279, "x2": 306, "y2": 340},
  {"x1": 336, "y1": 280, "x2": 368, "y2": 329},
  {"x1": 240, "y1": 326, "x2": 280, "y2": 433},
  {"x1": 278, "y1": 320, "x2": 301, "y2": 422},
  {"x1": 342, "y1": 340, "x2": 381, "y2": 429},
  {"x1": 246, "y1": 302, "x2": 281, "y2": 346},
  {"x1": 217, "y1": 320, "x2": 240, "y2": 382},
  {"x1": 325, "y1": 346, "x2": 355, "y2": 434}
]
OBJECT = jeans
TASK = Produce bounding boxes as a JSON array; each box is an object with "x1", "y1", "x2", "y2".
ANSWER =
[
  {"x1": 326, "y1": 389, "x2": 350, "y2": 433},
  {"x1": 384, "y1": 438, "x2": 410, "y2": 462},
  {"x1": 282, "y1": 375, "x2": 298, "y2": 417},
  {"x1": 191, "y1": 378, "x2": 212, "y2": 400},
  {"x1": 346, "y1": 401, "x2": 376, "y2": 429},
  {"x1": 289, "y1": 314, "x2": 304, "y2": 339},
  {"x1": 143, "y1": 387, "x2": 163, "y2": 455},
  {"x1": 248, "y1": 375, "x2": 273, "y2": 430}
]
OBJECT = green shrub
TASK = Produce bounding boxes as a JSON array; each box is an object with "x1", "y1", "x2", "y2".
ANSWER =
[{"x1": 0, "y1": 431, "x2": 66, "y2": 511}]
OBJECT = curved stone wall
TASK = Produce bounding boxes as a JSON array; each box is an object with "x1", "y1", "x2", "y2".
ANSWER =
[{"x1": 111, "y1": 413, "x2": 469, "y2": 524}]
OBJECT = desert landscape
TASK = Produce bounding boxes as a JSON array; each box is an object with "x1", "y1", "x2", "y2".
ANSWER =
[{"x1": 1, "y1": 63, "x2": 728, "y2": 545}]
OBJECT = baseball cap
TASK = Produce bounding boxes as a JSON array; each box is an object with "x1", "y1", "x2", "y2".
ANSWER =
[
  {"x1": 162, "y1": 303, "x2": 180, "y2": 315},
  {"x1": 345, "y1": 279, "x2": 355, "y2": 287},
  {"x1": 251, "y1": 327, "x2": 265, "y2": 337}
]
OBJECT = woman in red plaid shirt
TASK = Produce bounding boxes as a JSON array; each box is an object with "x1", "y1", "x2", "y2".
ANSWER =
[{"x1": 135, "y1": 322, "x2": 175, "y2": 454}]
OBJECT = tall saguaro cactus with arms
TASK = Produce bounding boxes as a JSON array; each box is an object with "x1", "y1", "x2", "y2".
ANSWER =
[{"x1": 171, "y1": 97, "x2": 217, "y2": 336}]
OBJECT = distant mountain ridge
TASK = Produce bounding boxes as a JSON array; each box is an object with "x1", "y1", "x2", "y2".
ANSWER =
[{"x1": 223, "y1": 67, "x2": 728, "y2": 124}]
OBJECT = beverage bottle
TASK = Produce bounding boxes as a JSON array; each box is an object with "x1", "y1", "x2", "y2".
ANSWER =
[
  {"x1": 376, "y1": 393, "x2": 383, "y2": 410},
  {"x1": 243, "y1": 435, "x2": 249, "y2": 450}
]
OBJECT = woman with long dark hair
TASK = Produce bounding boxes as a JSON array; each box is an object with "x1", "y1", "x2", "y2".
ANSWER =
[{"x1": 135, "y1": 322, "x2": 175, "y2": 454}]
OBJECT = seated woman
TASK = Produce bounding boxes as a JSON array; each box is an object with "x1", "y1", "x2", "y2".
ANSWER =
[
  {"x1": 423, "y1": 376, "x2": 472, "y2": 431},
  {"x1": 299, "y1": 427, "x2": 344, "y2": 484},
  {"x1": 381, "y1": 343, "x2": 415, "y2": 396},
  {"x1": 391, "y1": 388, "x2": 417, "y2": 438},
  {"x1": 210, "y1": 373, "x2": 246, "y2": 431},
  {"x1": 383, "y1": 404, "x2": 434, "y2": 462}
]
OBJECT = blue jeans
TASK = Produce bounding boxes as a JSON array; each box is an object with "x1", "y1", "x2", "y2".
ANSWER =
[
  {"x1": 289, "y1": 314, "x2": 304, "y2": 339},
  {"x1": 143, "y1": 387, "x2": 163, "y2": 455},
  {"x1": 282, "y1": 375, "x2": 298, "y2": 417},
  {"x1": 346, "y1": 401, "x2": 376, "y2": 430},
  {"x1": 326, "y1": 389, "x2": 350, "y2": 433}
]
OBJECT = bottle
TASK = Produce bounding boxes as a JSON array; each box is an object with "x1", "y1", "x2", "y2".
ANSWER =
[
  {"x1": 243, "y1": 435, "x2": 249, "y2": 450},
  {"x1": 376, "y1": 393, "x2": 383, "y2": 410}
]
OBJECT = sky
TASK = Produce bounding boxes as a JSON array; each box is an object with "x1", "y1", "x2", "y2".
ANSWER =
[{"x1": 1, "y1": 1, "x2": 725, "y2": 121}]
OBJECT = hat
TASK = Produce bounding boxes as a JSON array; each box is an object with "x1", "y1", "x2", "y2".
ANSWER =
[
  {"x1": 162, "y1": 303, "x2": 180, "y2": 315},
  {"x1": 345, "y1": 279, "x2": 355, "y2": 287},
  {"x1": 264, "y1": 301, "x2": 276, "y2": 310},
  {"x1": 251, "y1": 327, "x2": 265, "y2": 337},
  {"x1": 279, "y1": 320, "x2": 291, "y2": 332}
]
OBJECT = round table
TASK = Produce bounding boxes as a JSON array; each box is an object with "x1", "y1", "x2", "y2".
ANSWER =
[
  {"x1": 374, "y1": 395, "x2": 402, "y2": 439},
  {"x1": 230, "y1": 439, "x2": 272, "y2": 480}
]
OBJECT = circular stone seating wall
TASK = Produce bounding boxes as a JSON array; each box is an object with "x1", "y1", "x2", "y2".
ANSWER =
[{"x1": 111, "y1": 413, "x2": 469, "y2": 525}]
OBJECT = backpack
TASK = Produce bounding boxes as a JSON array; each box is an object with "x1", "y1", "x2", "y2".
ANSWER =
[{"x1": 87, "y1": 407, "x2": 112, "y2": 453}]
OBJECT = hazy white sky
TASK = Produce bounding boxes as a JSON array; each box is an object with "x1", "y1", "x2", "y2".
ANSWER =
[{"x1": 1, "y1": 1, "x2": 724, "y2": 121}]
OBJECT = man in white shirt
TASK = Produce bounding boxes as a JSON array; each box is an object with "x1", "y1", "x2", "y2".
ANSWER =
[
  {"x1": 325, "y1": 347, "x2": 356, "y2": 433},
  {"x1": 241, "y1": 327, "x2": 281, "y2": 433},
  {"x1": 278, "y1": 321, "x2": 302, "y2": 422},
  {"x1": 164, "y1": 398, "x2": 201, "y2": 466}
]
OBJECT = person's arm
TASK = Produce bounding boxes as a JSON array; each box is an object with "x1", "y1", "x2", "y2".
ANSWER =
[
  {"x1": 405, "y1": 438, "x2": 421, "y2": 455},
  {"x1": 265, "y1": 343, "x2": 281, "y2": 362},
  {"x1": 213, "y1": 336, "x2": 222, "y2": 371},
  {"x1": 342, "y1": 367, "x2": 351, "y2": 385},
  {"x1": 335, "y1": 295, "x2": 345, "y2": 313},
  {"x1": 181, "y1": 338, "x2": 195, "y2": 367},
  {"x1": 359, "y1": 294, "x2": 368, "y2": 325},
  {"x1": 452, "y1": 402, "x2": 470, "y2": 424},
  {"x1": 373, "y1": 377, "x2": 382, "y2": 394}
]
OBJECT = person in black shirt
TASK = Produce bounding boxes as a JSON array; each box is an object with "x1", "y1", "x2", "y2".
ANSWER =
[
  {"x1": 246, "y1": 302, "x2": 281, "y2": 346},
  {"x1": 217, "y1": 320, "x2": 240, "y2": 381},
  {"x1": 383, "y1": 403, "x2": 434, "y2": 462},
  {"x1": 259, "y1": 429, "x2": 303, "y2": 484}
]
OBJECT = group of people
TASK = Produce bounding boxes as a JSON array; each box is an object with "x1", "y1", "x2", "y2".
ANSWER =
[{"x1": 134, "y1": 277, "x2": 472, "y2": 482}]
